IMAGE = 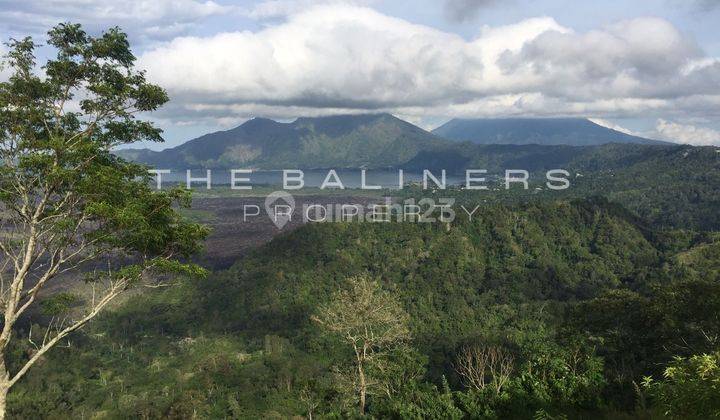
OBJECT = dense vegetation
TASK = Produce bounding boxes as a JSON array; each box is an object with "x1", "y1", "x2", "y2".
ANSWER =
[
  {"x1": 8, "y1": 199, "x2": 720, "y2": 418},
  {"x1": 403, "y1": 143, "x2": 720, "y2": 231}
]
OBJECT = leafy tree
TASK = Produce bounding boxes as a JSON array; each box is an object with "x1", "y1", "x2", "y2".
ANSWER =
[
  {"x1": 312, "y1": 274, "x2": 410, "y2": 415},
  {"x1": 0, "y1": 23, "x2": 207, "y2": 418},
  {"x1": 644, "y1": 351, "x2": 720, "y2": 419}
]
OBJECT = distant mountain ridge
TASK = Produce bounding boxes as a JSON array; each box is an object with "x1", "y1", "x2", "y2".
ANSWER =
[
  {"x1": 118, "y1": 113, "x2": 444, "y2": 169},
  {"x1": 432, "y1": 117, "x2": 667, "y2": 146},
  {"x1": 118, "y1": 114, "x2": 677, "y2": 170}
]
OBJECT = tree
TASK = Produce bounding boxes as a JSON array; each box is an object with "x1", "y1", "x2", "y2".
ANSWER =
[
  {"x1": 312, "y1": 274, "x2": 410, "y2": 416},
  {"x1": 455, "y1": 344, "x2": 514, "y2": 395},
  {"x1": 643, "y1": 351, "x2": 720, "y2": 419},
  {"x1": 0, "y1": 24, "x2": 208, "y2": 418}
]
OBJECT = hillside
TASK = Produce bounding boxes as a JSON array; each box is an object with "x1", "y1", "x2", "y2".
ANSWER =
[
  {"x1": 11, "y1": 199, "x2": 720, "y2": 418},
  {"x1": 432, "y1": 117, "x2": 667, "y2": 146},
  {"x1": 118, "y1": 113, "x2": 444, "y2": 169},
  {"x1": 404, "y1": 143, "x2": 720, "y2": 231}
]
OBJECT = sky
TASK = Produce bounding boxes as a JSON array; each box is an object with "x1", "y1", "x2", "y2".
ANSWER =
[{"x1": 1, "y1": 0, "x2": 720, "y2": 148}]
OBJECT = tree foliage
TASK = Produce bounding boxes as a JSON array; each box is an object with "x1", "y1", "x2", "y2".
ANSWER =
[
  {"x1": 0, "y1": 23, "x2": 207, "y2": 418},
  {"x1": 312, "y1": 274, "x2": 410, "y2": 415},
  {"x1": 644, "y1": 351, "x2": 720, "y2": 419},
  {"x1": 3, "y1": 198, "x2": 716, "y2": 418}
]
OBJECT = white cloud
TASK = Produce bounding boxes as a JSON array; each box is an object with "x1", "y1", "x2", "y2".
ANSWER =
[
  {"x1": 587, "y1": 118, "x2": 641, "y2": 136},
  {"x1": 247, "y1": 0, "x2": 376, "y2": 19},
  {"x1": 498, "y1": 17, "x2": 706, "y2": 100},
  {"x1": 0, "y1": 0, "x2": 237, "y2": 40},
  {"x1": 141, "y1": 5, "x2": 478, "y2": 107},
  {"x1": 135, "y1": 5, "x2": 720, "y2": 123},
  {"x1": 654, "y1": 119, "x2": 720, "y2": 145}
]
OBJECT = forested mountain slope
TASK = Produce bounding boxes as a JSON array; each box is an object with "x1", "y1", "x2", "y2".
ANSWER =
[
  {"x1": 118, "y1": 113, "x2": 444, "y2": 169},
  {"x1": 406, "y1": 144, "x2": 720, "y2": 231},
  {"x1": 10, "y1": 199, "x2": 720, "y2": 418}
]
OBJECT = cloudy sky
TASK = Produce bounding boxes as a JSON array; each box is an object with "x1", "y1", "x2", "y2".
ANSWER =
[{"x1": 1, "y1": 0, "x2": 720, "y2": 148}]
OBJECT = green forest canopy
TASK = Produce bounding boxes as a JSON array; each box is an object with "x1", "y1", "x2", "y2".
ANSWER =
[{"x1": 9, "y1": 199, "x2": 720, "y2": 418}]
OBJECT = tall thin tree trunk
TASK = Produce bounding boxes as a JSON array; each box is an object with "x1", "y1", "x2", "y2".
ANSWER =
[
  {"x1": 0, "y1": 366, "x2": 9, "y2": 420},
  {"x1": 0, "y1": 385, "x2": 7, "y2": 420},
  {"x1": 358, "y1": 363, "x2": 366, "y2": 415}
]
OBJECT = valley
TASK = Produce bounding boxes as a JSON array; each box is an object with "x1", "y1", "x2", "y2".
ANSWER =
[
  {"x1": 185, "y1": 193, "x2": 385, "y2": 269},
  {"x1": 11, "y1": 112, "x2": 720, "y2": 417},
  {"x1": 3, "y1": 10, "x2": 720, "y2": 419}
]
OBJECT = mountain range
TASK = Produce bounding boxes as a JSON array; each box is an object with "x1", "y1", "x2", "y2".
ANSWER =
[
  {"x1": 118, "y1": 114, "x2": 671, "y2": 170},
  {"x1": 432, "y1": 117, "x2": 667, "y2": 146},
  {"x1": 118, "y1": 113, "x2": 442, "y2": 169}
]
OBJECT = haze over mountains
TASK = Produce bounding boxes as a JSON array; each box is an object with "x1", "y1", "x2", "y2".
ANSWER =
[
  {"x1": 433, "y1": 118, "x2": 667, "y2": 146},
  {"x1": 119, "y1": 114, "x2": 671, "y2": 170}
]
